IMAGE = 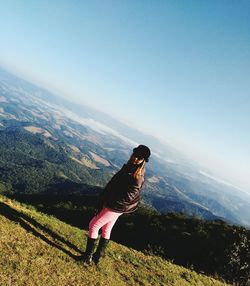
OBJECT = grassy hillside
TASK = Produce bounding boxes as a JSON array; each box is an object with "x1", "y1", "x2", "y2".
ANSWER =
[{"x1": 0, "y1": 195, "x2": 230, "y2": 286}]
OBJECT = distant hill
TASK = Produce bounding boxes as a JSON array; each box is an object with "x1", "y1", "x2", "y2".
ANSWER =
[
  {"x1": 1, "y1": 66, "x2": 250, "y2": 228},
  {"x1": 0, "y1": 195, "x2": 231, "y2": 286}
]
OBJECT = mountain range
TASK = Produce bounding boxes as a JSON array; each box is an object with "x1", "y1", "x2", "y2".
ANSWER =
[{"x1": 0, "y1": 66, "x2": 249, "y2": 228}]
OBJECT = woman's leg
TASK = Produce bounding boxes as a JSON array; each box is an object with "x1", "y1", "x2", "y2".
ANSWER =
[
  {"x1": 80, "y1": 208, "x2": 122, "y2": 263},
  {"x1": 101, "y1": 215, "x2": 121, "y2": 239},
  {"x1": 88, "y1": 208, "x2": 122, "y2": 239},
  {"x1": 91, "y1": 209, "x2": 122, "y2": 264}
]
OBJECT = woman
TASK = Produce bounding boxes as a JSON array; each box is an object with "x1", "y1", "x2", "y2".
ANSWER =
[{"x1": 80, "y1": 144, "x2": 151, "y2": 264}]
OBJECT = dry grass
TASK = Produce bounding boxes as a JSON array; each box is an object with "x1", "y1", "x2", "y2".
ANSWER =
[{"x1": 23, "y1": 126, "x2": 52, "y2": 138}]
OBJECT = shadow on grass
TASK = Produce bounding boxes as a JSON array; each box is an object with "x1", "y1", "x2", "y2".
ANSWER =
[{"x1": 0, "y1": 201, "x2": 84, "y2": 259}]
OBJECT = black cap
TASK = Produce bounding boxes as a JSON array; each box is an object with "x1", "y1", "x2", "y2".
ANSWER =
[{"x1": 133, "y1": 145, "x2": 151, "y2": 162}]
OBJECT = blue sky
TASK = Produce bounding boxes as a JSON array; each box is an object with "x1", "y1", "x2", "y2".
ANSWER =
[{"x1": 0, "y1": 1, "x2": 250, "y2": 191}]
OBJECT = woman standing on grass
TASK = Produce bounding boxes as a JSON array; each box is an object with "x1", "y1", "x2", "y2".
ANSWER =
[{"x1": 80, "y1": 144, "x2": 151, "y2": 264}]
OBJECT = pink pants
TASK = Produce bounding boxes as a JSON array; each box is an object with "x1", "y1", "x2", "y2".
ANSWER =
[{"x1": 88, "y1": 208, "x2": 123, "y2": 239}]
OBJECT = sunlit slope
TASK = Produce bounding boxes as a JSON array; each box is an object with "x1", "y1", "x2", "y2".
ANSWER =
[{"x1": 0, "y1": 196, "x2": 230, "y2": 286}]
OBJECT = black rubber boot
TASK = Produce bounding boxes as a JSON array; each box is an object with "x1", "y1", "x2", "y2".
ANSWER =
[
  {"x1": 78, "y1": 237, "x2": 97, "y2": 264},
  {"x1": 92, "y1": 237, "x2": 109, "y2": 264}
]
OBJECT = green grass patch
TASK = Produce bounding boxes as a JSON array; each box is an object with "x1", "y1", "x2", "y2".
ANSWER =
[{"x1": 0, "y1": 195, "x2": 230, "y2": 286}]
